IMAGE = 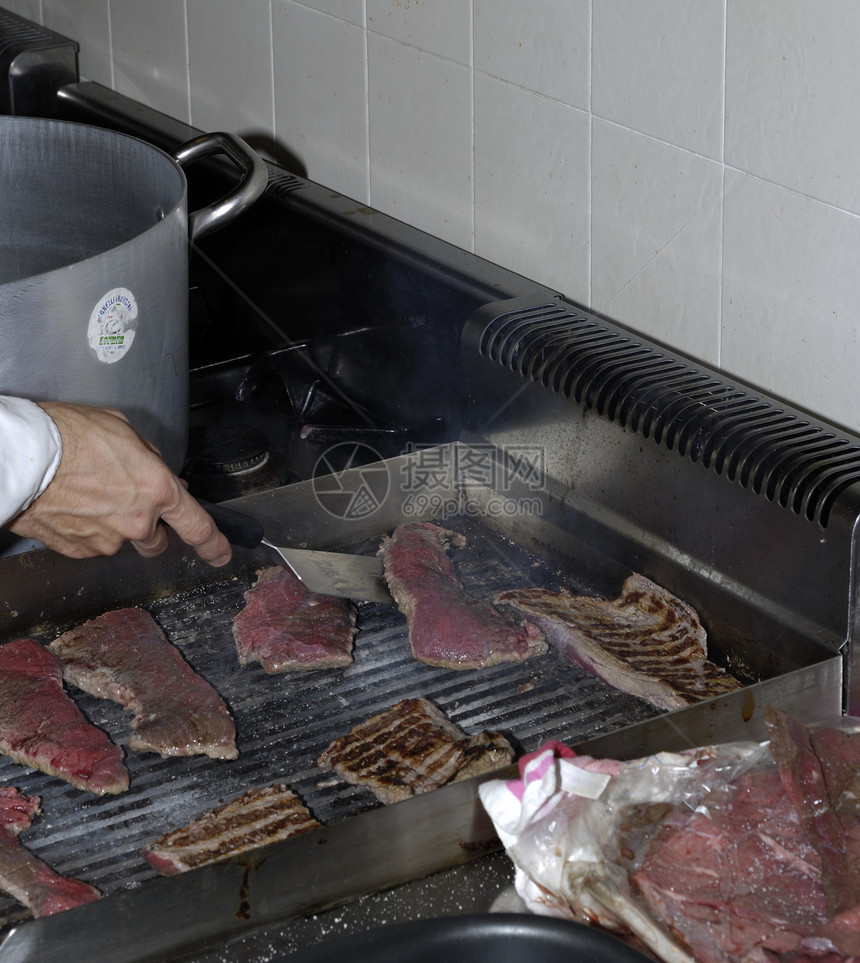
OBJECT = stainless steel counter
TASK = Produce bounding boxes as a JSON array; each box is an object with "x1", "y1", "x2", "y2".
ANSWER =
[{"x1": 180, "y1": 851, "x2": 521, "y2": 963}]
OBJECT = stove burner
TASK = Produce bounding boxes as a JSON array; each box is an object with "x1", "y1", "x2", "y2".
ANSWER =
[
  {"x1": 198, "y1": 423, "x2": 268, "y2": 472},
  {"x1": 183, "y1": 422, "x2": 288, "y2": 501}
]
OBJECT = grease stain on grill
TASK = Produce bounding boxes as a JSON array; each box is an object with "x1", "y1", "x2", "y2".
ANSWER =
[
  {"x1": 236, "y1": 862, "x2": 253, "y2": 920},
  {"x1": 233, "y1": 851, "x2": 271, "y2": 920},
  {"x1": 458, "y1": 838, "x2": 499, "y2": 859}
]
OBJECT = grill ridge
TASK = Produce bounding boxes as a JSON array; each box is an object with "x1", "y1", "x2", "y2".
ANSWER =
[{"x1": 476, "y1": 302, "x2": 860, "y2": 526}]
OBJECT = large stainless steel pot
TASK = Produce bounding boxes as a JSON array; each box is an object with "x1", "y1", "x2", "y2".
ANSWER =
[{"x1": 0, "y1": 116, "x2": 267, "y2": 471}]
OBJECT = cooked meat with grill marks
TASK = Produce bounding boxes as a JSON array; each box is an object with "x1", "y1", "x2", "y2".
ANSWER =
[
  {"x1": 0, "y1": 639, "x2": 128, "y2": 795},
  {"x1": 49, "y1": 607, "x2": 237, "y2": 761},
  {"x1": 143, "y1": 784, "x2": 320, "y2": 876},
  {"x1": 379, "y1": 522, "x2": 546, "y2": 669},
  {"x1": 452, "y1": 728, "x2": 519, "y2": 783},
  {"x1": 317, "y1": 697, "x2": 515, "y2": 804},
  {"x1": 496, "y1": 573, "x2": 743, "y2": 711},
  {"x1": 0, "y1": 787, "x2": 101, "y2": 917},
  {"x1": 233, "y1": 566, "x2": 357, "y2": 674}
]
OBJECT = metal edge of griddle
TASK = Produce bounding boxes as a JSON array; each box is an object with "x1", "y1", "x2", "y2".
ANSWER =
[
  {"x1": 0, "y1": 768, "x2": 508, "y2": 963},
  {"x1": 570, "y1": 657, "x2": 843, "y2": 759}
]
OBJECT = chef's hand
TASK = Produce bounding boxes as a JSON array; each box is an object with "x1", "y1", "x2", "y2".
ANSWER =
[{"x1": 7, "y1": 402, "x2": 232, "y2": 567}]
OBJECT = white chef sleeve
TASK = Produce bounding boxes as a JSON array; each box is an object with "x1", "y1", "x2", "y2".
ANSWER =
[{"x1": 0, "y1": 396, "x2": 62, "y2": 526}]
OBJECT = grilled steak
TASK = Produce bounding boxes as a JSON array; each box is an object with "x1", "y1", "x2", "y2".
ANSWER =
[
  {"x1": 233, "y1": 566, "x2": 357, "y2": 674},
  {"x1": 143, "y1": 784, "x2": 320, "y2": 876},
  {"x1": 379, "y1": 522, "x2": 546, "y2": 669},
  {"x1": 0, "y1": 787, "x2": 101, "y2": 917},
  {"x1": 0, "y1": 639, "x2": 128, "y2": 795},
  {"x1": 318, "y1": 697, "x2": 515, "y2": 804},
  {"x1": 495, "y1": 573, "x2": 743, "y2": 711},
  {"x1": 453, "y1": 728, "x2": 518, "y2": 784},
  {"x1": 49, "y1": 608, "x2": 237, "y2": 760}
]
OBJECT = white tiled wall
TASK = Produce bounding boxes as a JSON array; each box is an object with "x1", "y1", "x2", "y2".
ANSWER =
[{"x1": 10, "y1": 0, "x2": 860, "y2": 434}]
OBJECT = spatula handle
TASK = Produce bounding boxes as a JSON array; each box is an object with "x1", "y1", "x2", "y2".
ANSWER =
[{"x1": 199, "y1": 500, "x2": 265, "y2": 550}]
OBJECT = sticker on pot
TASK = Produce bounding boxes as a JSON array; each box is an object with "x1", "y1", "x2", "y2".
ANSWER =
[{"x1": 87, "y1": 287, "x2": 138, "y2": 364}]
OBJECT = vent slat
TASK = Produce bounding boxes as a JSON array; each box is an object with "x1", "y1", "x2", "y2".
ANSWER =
[
  {"x1": 637, "y1": 381, "x2": 733, "y2": 440},
  {"x1": 477, "y1": 304, "x2": 860, "y2": 527},
  {"x1": 265, "y1": 169, "x2": 306, "y2": 198},
  {"x1": 712, "y1": 417, "x2": 803, "y2": 481}
]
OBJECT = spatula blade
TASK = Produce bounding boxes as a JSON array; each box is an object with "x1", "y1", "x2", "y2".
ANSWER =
[
  {"x1": 200, "y1": 499, "x2": 392, "y2": 602},
  {"x1": 267, "y1": 542, "x2": 392, "y2": 602}
]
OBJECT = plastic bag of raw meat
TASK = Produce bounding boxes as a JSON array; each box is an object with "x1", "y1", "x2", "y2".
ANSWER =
[{"x1": 478, "y1": 710, "x2": 860, "y2": 963}]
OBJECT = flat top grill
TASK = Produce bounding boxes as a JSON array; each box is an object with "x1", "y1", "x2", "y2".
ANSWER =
[{"x1": 0, "y1": 512, "x2": 665, "y2": 932}]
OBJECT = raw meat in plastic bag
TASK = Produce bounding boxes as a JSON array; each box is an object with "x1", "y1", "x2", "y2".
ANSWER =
[{"x1": 478, "y1": 710, "x2": 860, "y2": 963}]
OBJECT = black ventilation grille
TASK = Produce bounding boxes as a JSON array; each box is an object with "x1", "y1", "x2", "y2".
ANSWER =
[
  {"x1": 476, "y1": 301, "x2": 860, "y2": 527},
  {"x1": 265, "y1": 168, "x2": 307, "y2": 199},
  {"x1": 0, "y1": 9, "x2": 78, "y2": 116},
  {"x1": 0, "y1": 10, "x2": 52, "y2": 52}
]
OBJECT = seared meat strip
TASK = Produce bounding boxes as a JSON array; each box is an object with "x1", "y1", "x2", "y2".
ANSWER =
[
  {"x1": 451, "y1": 728, "x2": 519, "y2": 784},
  {"x1": 0, "y1": 639, "x2": 128, "y2": 795},
  {"x1": 0, "y1": 787, "x2": 101, "y2": 917},
  {"x1": 49, "y1": 607, "x2": 237, "y2": 760},
  {"x1": 496, "y1": 573, "x2": 743, "y2": 712},
  {"x1": 143, "y1": 784, "x2": 320, "y2": 876},
  {"x1": 318, "y1": 697, "x2": 515, "y2": 804},
  {"x1": 379, "y1": 522, "x2": 546, "y2": 669},
  {"x1": 233, "y1": 566, "x2": 357, "y2": 674}
]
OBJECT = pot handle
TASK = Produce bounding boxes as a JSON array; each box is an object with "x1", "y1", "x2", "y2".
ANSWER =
[{"x1": 171, "y1": 131, "x2": 268, "y2": 242}]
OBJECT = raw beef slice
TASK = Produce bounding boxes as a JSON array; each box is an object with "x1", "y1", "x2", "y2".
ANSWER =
[
  {"x1": 631, "y1": 765, "x2": 830, "y2": 963},
  {"x1": 0, "y1": 787, "x2": 101, "y2": 917},
  {"x1": 633, "y1": 713, "x2": 860, "y2": 963},
  {"x1": 379, "y1": 521, "x2": 546, "y2": 669},
  {"x1": 233, "y1": 566, "x2": 357, "y2": 674},
  {"x1": 766, "y1": 706, "x2": 860, "y2": 919},
  {"x1": 0, "y1": 639, "x2": 128, "y2": 795},
  {"x1": 496, "y1": 573, "x2": 743, "y2": 711},
  {"x1": 50, "y1": 607, "x2": 237, "y2": 760},
  {"x1": 318, "y1": 697, "x2": 515, "y2": 804},
  {"x1": 144, "y1": 783, "x2": 320, "y2": 875}
]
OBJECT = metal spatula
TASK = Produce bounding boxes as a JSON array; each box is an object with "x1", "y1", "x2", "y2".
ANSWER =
[{"x1": 201, "y1": 501, "x2": 392, "y2": 602}]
